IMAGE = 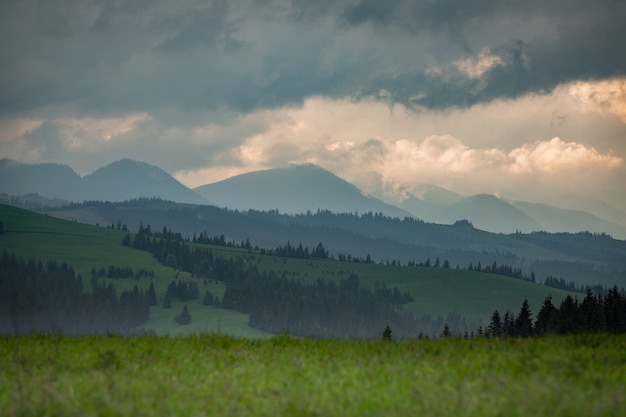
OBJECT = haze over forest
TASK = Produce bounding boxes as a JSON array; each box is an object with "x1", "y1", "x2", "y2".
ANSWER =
[{"x1": 1, "y1": 0, "x2": 625, "y2": 218}]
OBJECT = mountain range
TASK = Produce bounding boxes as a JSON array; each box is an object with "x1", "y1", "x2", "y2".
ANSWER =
[{"x1": 2, "y1": 158, "x2": 626, "y2": 239}]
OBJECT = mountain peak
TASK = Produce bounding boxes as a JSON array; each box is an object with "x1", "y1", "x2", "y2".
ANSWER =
[
  {"x1": 194, "y1": 165, "x2": 410, "y2": 217},
  {"x1": 82, "y1": 159, "x2": 206, "y2": 204}
]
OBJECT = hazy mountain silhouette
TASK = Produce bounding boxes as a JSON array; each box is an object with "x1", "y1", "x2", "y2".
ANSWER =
[
  {"x1": 82, "y1": 159, "x2": 207, "y2": 204},
  {"x1": 422, "y1": 194, "x2": 542, "y2": 233},
  {"x1": 3, "y1": 158, "x2": 625, "y2": 238},
  {"x1": 512, "y1": 200, "x2": 626, "y2": 237},
  {"x1": 0, "y1": 159, "x2": 84, "y2": 201},
  {"x1": 388, "y1": 185, "x2": 626, "y2": 239},
  {"x1": 395, "y1": 186, "x2": 458, "y2": 218},
  {"x1": 194, "y1": 164, "x2": 412, "y2": 218},
  {"x1": 0, "y1": 158, "x2": 208, "y2": 205}
]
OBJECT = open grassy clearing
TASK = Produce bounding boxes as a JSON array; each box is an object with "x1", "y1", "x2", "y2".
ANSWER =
[
  {"x1": 1, "y1": 203, "x2": 574, "y2": 335},
  {"x1": 1, "y1": 333, "x2": 624, "y2": 417}
]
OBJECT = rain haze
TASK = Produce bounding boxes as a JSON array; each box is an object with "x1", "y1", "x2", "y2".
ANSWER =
[{"x1": 1, "y1": 0, "x2": 625, "y2": 212}]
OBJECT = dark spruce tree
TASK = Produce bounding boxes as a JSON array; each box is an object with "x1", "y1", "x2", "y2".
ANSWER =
[
  {"x1": 556, "y1": 295, "x2": 584, "y2": 334},
  {"x1": 147, "y1": 281, "x2": 157, "y2": 306},
  {"x1": 175, "y1": 305, "x2": 192, "y2": 325},
  {"x1": 581, "y1": 288, "x2": 606, "y2": 332},
  {"x1": 382, "y1": 325, "x2": 393, "y2": 341},
  {"x1": 441, "y1": 323, "x2": 451, "y2": 338},
  {"x1": 515, "y1": 299, "x2": 534, "y2": 337},
  {"x1": 487, "y1": 310, "x2": 503, "y2": 337},
  {"x1": 534, "y1": 295, "x2": 557, "y2": 336}
]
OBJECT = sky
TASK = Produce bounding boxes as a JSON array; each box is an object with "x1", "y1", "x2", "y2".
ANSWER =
[{"x1": 1, "y1": 0, "x2": 626, "y2": 211}]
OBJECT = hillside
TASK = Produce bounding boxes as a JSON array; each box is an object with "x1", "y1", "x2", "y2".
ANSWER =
[
  {"x1": 194, "y1": 164, "x2": 411, "y2": 218},
  {"x1": 0, "y1": 203, "x2": 577, "y2": 335},
  {"x1": 42, "y1": 199, "x2": 626, "y2": 287},
  {"x1": 0, "y1": 203, "x2": 266, "y2": 337}
]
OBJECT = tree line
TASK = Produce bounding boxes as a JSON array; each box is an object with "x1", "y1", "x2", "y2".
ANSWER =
[
  {"x1": 484, "y1": 287, "x2": 626, "y2": 338},
  {"x1": 0, "y1": 250, "x2": 150, "y2": 334},
  {"x1": 130, "y1": 227, "x2": 473, "y2": 337}
]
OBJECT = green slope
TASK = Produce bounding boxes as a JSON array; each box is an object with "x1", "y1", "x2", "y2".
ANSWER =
[
  {"x1": 0, "y1": 203, "x2": 574, "y2": 335},
  {"x1": 0, "y1": 203, "x2": 269, "y2": 338}
]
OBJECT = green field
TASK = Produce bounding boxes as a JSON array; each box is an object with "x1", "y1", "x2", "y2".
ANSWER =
[
  {"x1": 1, "y1": 333, "x2": 624, "y2": 416},
  {"x1": 0, "y1": 203, "x2": 574, "y2": 336}
]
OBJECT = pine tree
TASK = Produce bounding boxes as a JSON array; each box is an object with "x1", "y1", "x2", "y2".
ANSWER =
[
  {"x1": 515, "y1": 299, "x2": 534, "y2": 337},
  {"x1": 502, "y1": 311, "x2": 515, "y2": 337},
  {"x1": 581, "y1": 288, "x2": 605, "y2": 332},
  {"x1": 441, "y1": 323, "x2": 451, "y2": 338},
  {"x1": 488, "y1": 310, "x2": 503, "y2": 337},
  {"x1": 382, "y1": 325, "x2": 393, "y2": 341},
  {"x1": 147, "y1": 282, "x2": 157, "y2": 306},
  {"x1": 535, "y1": 295, "x2": 556, "y2": 336},
  {"x1": 556, "y1": 295, "x2": 583, "y2": 334},
  {"x1": 175, "y1": 305, "x2": 192, "y2": 325}
]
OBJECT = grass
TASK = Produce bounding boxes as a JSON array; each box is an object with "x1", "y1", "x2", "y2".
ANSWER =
[{"x1": 1, "y1": 333, "x2": 624, "y2": 416}]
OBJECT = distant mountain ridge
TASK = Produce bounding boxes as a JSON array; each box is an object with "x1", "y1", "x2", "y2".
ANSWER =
[
  {"x1": 0, "y1": 158, "x2": 207, "y2": 205},
  {"x1": 384, "y1": 185, "x2": 626, "y2": 239},
  {"x1": 2, "y1": 158, "x2": 625, "y2": 239},
  {"x1": 194, "y1": 164, "x2": 412, "y2": 218}
]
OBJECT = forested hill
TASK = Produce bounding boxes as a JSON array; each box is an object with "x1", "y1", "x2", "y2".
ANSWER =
[{"x1": 43, "y1": 199, "x2": 626, "y2": 288}]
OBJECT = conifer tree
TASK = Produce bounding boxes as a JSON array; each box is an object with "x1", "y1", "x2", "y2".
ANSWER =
[
  {"x1": 515, "y1": 299, "x2": 534, "y2": 337},
  {"x1": 488, "y1": 310, "x2": 503, "y2": 337},
  {"x1": 502, "y1": 311, "x2": 515, "y2": 337},
  {"x1": 535, "y1": 295, "x2": 556, "y2": 336},
  {"x1": 382, "y1": 325, "x2": 392, "y2": 341},
  {"x1": 441, "y1": 323, "x2": 451, "y2": 338},
  {"x1": 147, "y1": 282, "x2": 157, "y2": 306},
  {"x1": 581, "y1": 288, "x2": 605, "y2": 332},
  {"x1": 175, "y1": 304, "x2": 192, "y2": 325},
  {"x1": 556, "y1": 295, "x2": 583, "y2": 334}
]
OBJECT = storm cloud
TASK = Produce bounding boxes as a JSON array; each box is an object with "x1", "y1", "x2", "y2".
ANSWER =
[
  {"x1": 1, "y1": 0, "x2": 625, "y2": 211},
  {"x1": 2, "y1": 0, "x2": 624, "y2": 116}
]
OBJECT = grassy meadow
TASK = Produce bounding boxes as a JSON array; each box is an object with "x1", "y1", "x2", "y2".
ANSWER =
[
  {"x1": 0, "y1": 203, "x2": 575, "y2": 336},
  {"x1": 1, "y1": 333, "x2": 624, "y2": 417}
]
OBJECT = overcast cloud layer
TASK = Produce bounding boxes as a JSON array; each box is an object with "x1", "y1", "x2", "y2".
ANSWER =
[{"x1": 1, "y1": 0, "x2": 625, "y2": 211}]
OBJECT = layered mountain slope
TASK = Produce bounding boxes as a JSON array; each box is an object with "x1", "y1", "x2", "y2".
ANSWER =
[
  {"x1": 82, "y1": 159, "x2": 207, "y2": 204},
  {"x1": 512, "y1": 201, "x2": 626, "y2": 237},
  {"x1": 420, "y1": 194, "x2": 542, "y2": 233},
  {"x1": 0, "y1": 159, "x2": 207, "y2": 205},
  {"x1": 194, "y1": 164, "x2": 411, "y2": 218},
  {"x1": 0, "y1": 159, "x2": 84, "y2": 201}
]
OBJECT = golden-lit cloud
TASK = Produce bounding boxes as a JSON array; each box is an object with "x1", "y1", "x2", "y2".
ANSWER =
[
  {"x1": 507, "y1": 137, "x2": 623, "y2": 175},
  {"x1": 568, "y1": 78, "x2": 626, "y2": 123}
]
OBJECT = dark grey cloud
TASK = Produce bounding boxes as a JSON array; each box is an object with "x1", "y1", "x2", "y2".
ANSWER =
[
  {"x1": 341, "y1": 0, "x2": 500, "y2": 34},
  {"x1": 0, "y1": 0, "x2": 624, "y2": 118}
]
